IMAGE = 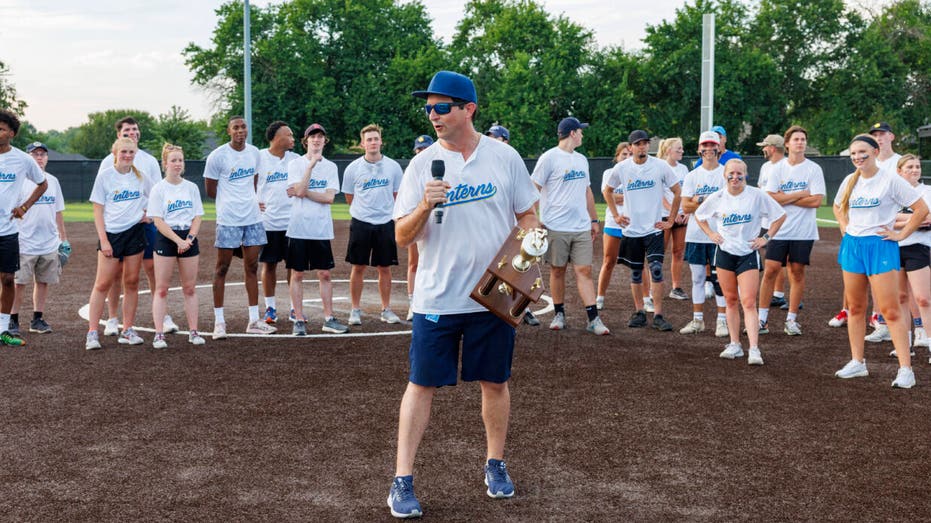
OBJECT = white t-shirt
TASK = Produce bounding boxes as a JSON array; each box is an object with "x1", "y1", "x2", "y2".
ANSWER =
[
  {"x1": 682, "y1": 164, "x2": 725, "y2": 244},
  {"x1": 257, "y1": 149, "x2": 300, "y2": 231},
  {"x1": 601, "y1": 167, "x2": 623, "y2": 230},
  {"x1": 662, "y1": 162, "x2": 689, "y2": 218},
  {"x1": 695, "y1": 186, "x2": 786, "y2": 256},
  {"x1": 99, "y1": 148, "x2": 162, "y2": 190},
  {"x1": 394, "y1": 135, "x2": 538, "y2": 315},
  {"x1": 147, "y1": 179, "x2": 205, "y2": 230},
  {"x1": 765, "y1": 158, "x2": 825, "y2": 240},
  {"x1": 876, "y1": 153, "x2": 902, "y2": 173},
  {"x1": 899, "y1": 184, "x2": 931, "y2": 248},
  {"x1": 530, "y1": 147, "x2": 591, "y2": 233},
  {"x1": 0, "y1": 147, "x2": 46, "y2": 237},
  {"x1": 342, "y1": 155, "x2": 403, "y2": 225},
  {"x1": 286, "y1": 156, "x2": 340, "y2": 240},
  {"x1": 203, "y1": 143, "x2": 263, "y2": 226},
  {"x1": 834, "y1": 168, "x2": 921, "y2": 237},
  {"x1": 757, "y1": 159, "x2": 783, "y2": 228},
  {"x1": 605, "y1": 156, "x2": 678, "y2": 238},
  {"x1": 18, "y1": 172, "x2": 64, "y2": 255},
  {"x1": 90, "y1": 166, "x2": 151, "y2": 234}
]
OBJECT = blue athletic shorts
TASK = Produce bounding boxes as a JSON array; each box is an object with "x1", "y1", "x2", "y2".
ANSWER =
[
  {"x1": 685, "y1": 242, "x2": 717, "y2": 266},
  {"x1": 603, "y1": 227, "x2": 623, "y2": 239},
  {"x1": 215, "y1": 223, "x2": 267, "y2": 249},
  {"x1": 838, "y1": 234, "x2": 900, "y2": 276},
  {"x1": 409, "y1": 311, "x2": 516, "y2": 387}
]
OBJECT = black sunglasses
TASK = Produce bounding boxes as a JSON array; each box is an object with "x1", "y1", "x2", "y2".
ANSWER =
[{"x1": 424, "y1": 102, "x2": 468, "y2": 116}]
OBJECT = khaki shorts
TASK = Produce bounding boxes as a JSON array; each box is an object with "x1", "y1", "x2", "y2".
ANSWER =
[
  {"x1": 16, "y1": 251, "x2": 61, "y2": 285},
  {"x1": 545, "y1": 229, "x2": 593, "y2": 267}
]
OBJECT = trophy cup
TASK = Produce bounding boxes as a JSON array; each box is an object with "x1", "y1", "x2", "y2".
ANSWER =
[{"x1": 470, "y1": 227, "x2": 548, "y2": 327}]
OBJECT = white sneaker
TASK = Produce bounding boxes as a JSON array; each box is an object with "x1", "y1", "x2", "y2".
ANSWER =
[
  {"x1": 406, "y1": 307, "x2": 414, "y2": 321},
  {"x1": 549, "y1": 312, "x2": 566, "y2": 330},
  {"x1": 719, "y1": 342, "x2": 744, "y2": 359},
  {"x1": 643, "y1": 297, "x2": 655, "y2": 313},
  {"x1": 835, "y1": 359, "x2": 868, "y2": 379},
  {"x1": 188, "y1": 330, "x2": 206, "y2": 345},
  {"x1": 85, "y1": 331, "x2": 101, "y2": 350},
  {"x1": 213, "y1": 322, "x2": 228, "y2": 340},
  {"x1": 865, "y1": 324, "x2": 891, "y2": 342},
  {"x1": 152, "y1": 333, "x2": 168, "y2": 349},
  {"x1": 748, "y1": 347, "x2": 764, "y2": 365},
  {"x1": 381, "y1": 309, "x2": 401, "y2": 324},
  {"x1": 704, "y1": 281, "x2": 715, "y2": 300},
  {"x1": 784, "y1": 320, "x2": 802, "y2": 336},
  {"x1": 679, "y1": 319, "x2": 705, "y2": 334},
  {"x1": 586, "y1": 316, "x2": 610, "y2": 335},
  {"x1": 892, "y1": 367, "x2": 916, "y2": 389},
  {"x1": 163, "y1": 315, "x2": 179, "y2": 334},
  {"x1": 914, "y1": 327, "x2": 929, "y2": 348},
  {"x1": 595, "y1": 296, "x2": 604, "y2": 310},
  {"x1": 246, "y1": 320, "x2": 277, "y2": 334},
  {"x1": 118, "y1": 327, "x2": 144, "y2": 345},
  {"x1": 104, "y1": 317, "x2": 120, "y2": 336},
  {"x1": 889, "y1": 347, "x2": 916, "y2": 357},
  {"x1": 348, "y1": 308, "x2": 362, "y2": 326},
  {"x1": 715, "y1": 318, "x2": 729, "y2": 338}
]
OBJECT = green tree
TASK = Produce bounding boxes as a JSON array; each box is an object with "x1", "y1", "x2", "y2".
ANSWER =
[
  {"x1": 141, "y1": 106, "x2": 209, "y2": 159},
  {"x1": 70, "y1": 109, "x2": 156, "y2": 159},
  {"x1": 0, "y1": 60, "x2": 27, "y2": 116}
]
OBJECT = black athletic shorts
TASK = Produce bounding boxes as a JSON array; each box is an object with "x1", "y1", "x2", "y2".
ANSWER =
[
  {"x1": 0, "y1": 233, "x2": 20, "y2": 273},
  {"x1": 715, "y1": 249, "x2": 762, "y2": 276},
  {"x1": 345, "y1": 218, "x2": 399, "y2": 267},
  {"x1": 286, "y1": 238, "x2": 335, "y2": 272},
  {"x1": 617, "y1": 231, "x2": 664, "y2": 270},
  {"x1": 900, "y1": 243, "x2": 931, "y2": 272},
  {"x1": 154, "y1": 228, "x2": 200, "y2": 258},
  {"x1": 765, "y1": 239, "x2": 814, "y2": 266},
  {"x1": 100, "y1": 222, "x2": 147, "y2": 259},
  {"x1": 143, "y1": 221, "x2": 157, "y2": 260},
  {"x1": 259, "y1": 229, "x2": 289, "y2": 264}
]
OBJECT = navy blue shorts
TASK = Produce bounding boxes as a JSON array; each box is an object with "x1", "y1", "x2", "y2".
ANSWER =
[
  {"x1": 409, "y1": 311, "x2": 516, "y2": 387},
  {"x1": 143, "y1": 222, "x2": 157, "y2": 259},
  {"x1": 685, "y1": 242, "x2": 717, "y2": 266}
]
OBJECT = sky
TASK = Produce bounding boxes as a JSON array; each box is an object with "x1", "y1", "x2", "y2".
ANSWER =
[{"x1": 2, "y1": 0, "x2": 689, "y2": 131}]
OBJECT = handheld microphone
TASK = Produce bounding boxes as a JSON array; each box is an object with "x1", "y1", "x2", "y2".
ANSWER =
[{"x1": 431, "y1": 159, "x2": 445, "y2": 224}]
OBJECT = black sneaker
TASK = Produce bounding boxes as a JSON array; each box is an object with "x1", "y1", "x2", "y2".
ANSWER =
[
  {"x1": 522, "y1": 310, "x2": 541, "y2": 326},
  {"x1": 29, "y1": 317, "x2": 52, "y2": 334},
  {"x1": 769, "y1": 295, "x2": 787, "y2": 308},
  {"x1": 653, "y1": 314, "x2": 673, "y2": 331},
  {"x1": 780, "y1": 300, "x2": 803, "y2": 311},
  {"x1": 628, "y1": 310, "x2": 647, "y2": 328},
  {"x1": 8, "y1": 317, "x2": 20, "y2": 336}
]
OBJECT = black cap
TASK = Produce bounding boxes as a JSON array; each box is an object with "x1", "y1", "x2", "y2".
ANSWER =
[
  {"x1": 628, "y1": 130, "x2": 650, "y2": 144},
  {"x1": 26, "y1": 142, "x2": 48, "y2": 153},
  {"x1": 869, "y1": 122, "x2": 893, "y2": 134}
]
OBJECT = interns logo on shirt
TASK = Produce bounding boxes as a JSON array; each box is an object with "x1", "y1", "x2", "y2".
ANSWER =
[
  {"x1": 265, "y1": 171, "x2": 288, "y2": 183},
  {"x1": 362, "y1": 178, "x2": 391, "y2": 191},
  {"x1": 694, "y1": 184, "x2": 720, "y2": 196},
  {"x1": 626, "y1": 179, "x2": 656, "y2": 191},
  {"x1": 308, "y1": 179, "x2": 329, "y2": 189},
  {"x1": 229, "y1": 167, "x2": 256, "y2": 181},
  {"x1": 34, "y1": 194, "x2": 56, "y2": 205},
  {"x1": 849, "y1": 196, "x2": 881, "y2": 209},
  {"x1": 445, "y1": 182, "x2": 497, "y2": 207},
  {"x1": 113, "y1": 189, "x2": 142, "y2": 202},
  {"x1": 0, "y1": 172, "x2": 15, "y2": 182},
  {"x1": 722, "y1": 213, "x2": 753, "y2": 226},
  {"x1": 780, "y1": 180, "x2": 809, "y2": 192},
  {"x1": 562, "y1": 169, "x2": 586, "y2": 182},
  {"x1": 166, "y1": 199, "x2": 194, "y2": 214}
]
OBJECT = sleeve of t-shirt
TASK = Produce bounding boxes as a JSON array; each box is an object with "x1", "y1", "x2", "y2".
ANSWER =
[
  {"x1": 694, "y1": 192, "x2": 719, "y2": 222},
  {"x1": 764, "y1": 165, "x2": 782, "y2": 193},
  {"x1": 340, "y1": 162, "x2": 355, "y2": 194},
  {"x1": 326, "y1": 164, "x2": 340, "y2": 192},
  {"x1": 762, "y1": 190, "x2": 786, "y2": 220},
  {"x1": 97, "y1": 155, "x2": 112, "y2": 175},
  {"x1": 511, "y1": 153, "x2": 539, "y2": 215},
  {"x1": 287, "y1": 158, "x2": 304, "y2": 189},
  {"x1": 809, "y1": 164, "x2": 826, "y2": 197},
  {"x1": 394, "y1": 161, "x2": 425, "y2": 220},
  {"x1": 605, "y1": 164, "x2": 621, "y2": 190},
  {"x1": 89, "y1": 172, "x2": 107, "y2": 205},
  {"x1": 681, "y1": 172, "x2": 696, "y2": 198},
  {"x1": 891, "y1": 175, "x2": 922, "y2": 208},
  {"x1": 53, "y1": 180, "x2": 65, "y2": 213},
  {"x1": 192, "y1": 183, "x2": 205, "y2": 216},
  {"x1": 530, "y1": 152, "x2": 549, "y2": 187},
  {"x1": 661, "y1": 162, "x2": 678, "y2": 189},
  {"x1": 26, "y1": 155, "x2": 45, "y2": 185},
  {"x1": 147, "y1": 183, "x2": 165, "y2": 218},
  {"x1": 392, "y1": 161, "x2": 403, "y2": 192},
  {"x1": 203, "y1": 149, "x2": 222, "y2": 180},
  {"x1": 833, "y1": 175, "x2": 853, "y2": 206}
]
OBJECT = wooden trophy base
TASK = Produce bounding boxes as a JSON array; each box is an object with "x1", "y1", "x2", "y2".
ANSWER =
[{"x1": 470, "y1": 226, "x2": 546, "y2": 327}]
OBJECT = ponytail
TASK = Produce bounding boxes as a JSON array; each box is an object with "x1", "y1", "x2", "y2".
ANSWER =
[{"x1": 838, "y1": 168, "x2": 862, "y2": 220}]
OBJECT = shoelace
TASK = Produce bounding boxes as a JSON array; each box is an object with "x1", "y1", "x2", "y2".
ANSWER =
[
  {"x1": 393, "y1": 478, "x2": 415, "y2": 501},
  {"x1": 488, "y1": 462, "x2": 510, "y2": 482}
]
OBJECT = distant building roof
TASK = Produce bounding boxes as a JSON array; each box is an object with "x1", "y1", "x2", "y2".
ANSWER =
[{"x1": 48, "y1": 149, "x2": 89, "y2": 161}]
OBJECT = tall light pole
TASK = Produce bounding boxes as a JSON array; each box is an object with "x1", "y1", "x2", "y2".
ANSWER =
[
  {"x1": 700, "y1": 13, "x2": 715, "y2": 133},
  {"x1": 244, "y1": 0, "x2": 253, "y2": 144}
]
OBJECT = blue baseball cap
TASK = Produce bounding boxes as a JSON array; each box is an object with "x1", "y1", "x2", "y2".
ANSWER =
[
  {"x1": 413, "y1": 134, "x2": 434, "y2": 151},
  {"x1": 486, "y1": 125, "x2": 510, "y2": 141},
  {"x1": 711, "y1": 125, "x2": 727, "y2": 136},
  {"x1": 26, "y1": 141, "x2": 48, "y2": 153},
  {"x1": 412, "y1": 71, "x2": 477, "y2": 104},
  {"x1": 557, "y1": 117, "x2": 589, "y2": 138}
]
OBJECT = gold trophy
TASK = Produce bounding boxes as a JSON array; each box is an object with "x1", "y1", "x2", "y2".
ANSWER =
[{"x1": 470, "y1": 226, "x2": 548, "y2": 327}]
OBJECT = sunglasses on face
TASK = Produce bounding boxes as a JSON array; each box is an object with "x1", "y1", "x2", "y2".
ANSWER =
[{"x1": 424, "y1": 102, "x2": 468, "y2": 116}]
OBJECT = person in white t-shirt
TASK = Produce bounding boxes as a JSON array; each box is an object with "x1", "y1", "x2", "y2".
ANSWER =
[
  {"x1": 147, "y1": 144, "x2": 206, "y2": 348},
  {"x1": 596, "y1": 141, "x2": 631, "y2": 310},
  {"x1": 832, "y1": 134, "x2": 927, "y2": 388},
  {"x1": 658, "y1": 137, "x2": 689, "y2": 300},
  {"x1": 343, "y1": 124, "x2": 404, "y2": 326},
  {"x1": 870, "y1": 122, "x2": 902, "y2": 172},
  {"x1": 10, "y1": 142, "x2": 66, "y2": 337},
  {"x1": 0, "y1": 110, "x2": 49, "y2": 347},
  {"x1": 97, "y1": 116, "x2": 179, "y2": 336},
  {"x1": 387, "y1": 70, "x2": 539, "y2": 519},
  {"x1": 285, "y1": 124, "x2": 348, "y2": 336},
  {"x1": 758, "y1": 125, "x2": 825, "y2": 336},
  {"x1": 695, "y1": 159, "x2": 786, "y2": 365},
  {"x1": 256, "y1": 121, "x2": 299, "y2": 325},
  {"x1": 204, "y1": 115, "x2": 275, "y2": 339},
  {"x1": 85, "y1": 137, "x2": 151, "y2": 350},
  {"x1": 756, "y1": 134, "x2": 789, "y2": 310},
  {"x1": 892, "y1": 154, "x2": 931, "y2": 355},
  {"x1": 678, "y1": 131, "x2": 730, "y2": 337},
  {"x1": 533, "y1": 117, "x2": 607, "y2": 335},
  {"x1": 603, "y1": 129, "x2": 681, "y2": 332}
]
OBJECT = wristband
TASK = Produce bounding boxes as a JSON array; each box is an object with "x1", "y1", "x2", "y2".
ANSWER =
[
  {"x1": 187, "y1": 234, "x2": 195, "y2": 240},
  {"x1": 762, "y1": 233, "x2": 770, "y2": 241},
  {"x1": 591, "y1": 219, "x2": 598, "y2": 224},
  {"x1": 20, "y1": 205, "x2": 27, "y2": 213}
]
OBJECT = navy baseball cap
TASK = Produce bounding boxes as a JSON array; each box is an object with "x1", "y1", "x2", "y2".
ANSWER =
[
  {"x1": 304, "y1": 123, "x2": 326, "y2": 137},
  {"x1": 557, "y1": 117, "x2": 589, "y2": 138},
  {"x1": 412, "y1": 71, "x2": 477, "y2": 104},
  {"x1": 628, "y1": 130, "x2": 650, "y2": 144},
  {"x1": 413, "y1": 134, "x2": 434, "y2": 151},
  {"x1": 486, "y1": 125, "x2": 510, "y2": 141},
  {"x1": 711, "y1": 125, "x2": 727, "y2": 136},
  {"x1": 26, "y1": 141, "x2": 48, "y2": 153},
  {"x1": 869, "y1": 122, "x2": 893, "y2": 134}
]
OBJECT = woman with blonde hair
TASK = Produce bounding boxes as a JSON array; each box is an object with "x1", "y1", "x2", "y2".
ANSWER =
[
  {"x1": 657, "y1": 137, "x2": 689, "y2": 300},
  {"x1": 596, "y1": 141, "x2": 631, "y2": 310},
  {"x1": 892, "y1": 154, "x2": 931, "y2": 358},
  {"x1": 147, "y1": 144, "x2": 205, "y2": 348},
  {"x1": 833, "y1": 135, "x2": 928, "y2": 388},
  {"x1": 85, "y1": 137, "x2": 151, "y2": 349}
]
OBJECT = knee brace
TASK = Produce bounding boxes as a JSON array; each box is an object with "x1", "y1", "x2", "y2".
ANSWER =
[
  {"x1": 631, "y1": 269, "x2": 644, "y2": 284},
  {"x1": 649, "y1": 259, "x2": 664, "y2": 283},
  {"x1": 708, "y1": 270, "x2": 723, "y2": 297}
]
